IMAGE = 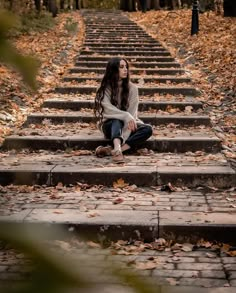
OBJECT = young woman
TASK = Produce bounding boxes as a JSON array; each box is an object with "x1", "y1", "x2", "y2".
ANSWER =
[{"x1": 94, "y1": 57, "x2": 153, "y2": 163}]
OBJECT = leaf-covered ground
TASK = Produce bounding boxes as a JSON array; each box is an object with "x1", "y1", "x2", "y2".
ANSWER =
[
  {"x1": 0, "y1": 11, "x2": 84, "y2": 145},
  {"x1": 128, "y1": 9, "x2": 236, "y2": 161}
]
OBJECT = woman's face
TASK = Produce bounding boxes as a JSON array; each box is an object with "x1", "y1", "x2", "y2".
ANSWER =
[{"x1": 119, "y1": 59, "x2": 128, "y2": 79}]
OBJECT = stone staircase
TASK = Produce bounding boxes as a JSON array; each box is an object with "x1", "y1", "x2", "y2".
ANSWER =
[
  {"x1": 1, "y1": 10, "x2": 235, "y2": 188},
  {"x1": 1, "y1": 12, "x2": 236, "y2": 290}
]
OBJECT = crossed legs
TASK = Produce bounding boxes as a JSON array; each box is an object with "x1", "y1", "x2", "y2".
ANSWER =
[{"x1": 95, "y1": 119, "x2": 153, "y2": 163}]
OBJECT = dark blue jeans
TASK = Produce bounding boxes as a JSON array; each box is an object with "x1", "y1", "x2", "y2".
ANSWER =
[{"x1": 102, "y1": 119, "x2": 153, "y2": 150}]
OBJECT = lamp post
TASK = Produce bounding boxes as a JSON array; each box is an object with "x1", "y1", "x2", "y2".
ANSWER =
[{"x1": 191, "y1": 0, "x2": 199, "y2": 35}]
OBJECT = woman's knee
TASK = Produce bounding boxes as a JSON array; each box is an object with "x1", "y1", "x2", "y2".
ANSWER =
[
  {"x1": 144, "y1": 124, "x2": 153, "y2": 137},
  {"x1": 112, "y1": 119, "x2": 124, "y2": 128}
]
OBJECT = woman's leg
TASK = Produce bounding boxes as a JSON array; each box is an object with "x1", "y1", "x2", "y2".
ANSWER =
[
  {"x1": 102, "y1": 119, "x2": 124, "y2": 146},
  {"x1": 102, "y1": 119, "x2": 125, "y2": 163},
  {"x1": 96, "y1": 119, "x2": 125, "y2": 163},
  {"x1": 124, "y1": 123, "x2": 153, "y2": 150}
]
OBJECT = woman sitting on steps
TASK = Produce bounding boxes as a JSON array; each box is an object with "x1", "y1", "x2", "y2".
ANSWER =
[{"x1": 94, "y1": 57, "x2": 153, "y2": 164}]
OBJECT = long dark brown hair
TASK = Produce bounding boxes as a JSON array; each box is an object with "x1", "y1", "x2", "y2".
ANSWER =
[{"x1": 94, "y1": 57, "x2": 130, "y2": 126}]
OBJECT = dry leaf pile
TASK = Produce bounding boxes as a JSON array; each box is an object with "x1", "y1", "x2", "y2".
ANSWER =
[
  {"x1": 0, "y1": 11, "x2": 85, "y2": 145},
  {"x1": 128, "y1": 10, "x2": 236, "y2": 160}
]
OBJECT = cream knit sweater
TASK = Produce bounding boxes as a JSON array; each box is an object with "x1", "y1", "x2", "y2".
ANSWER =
[{"x1": 101, "y1": 81, "x2": 143, "y2": 142}]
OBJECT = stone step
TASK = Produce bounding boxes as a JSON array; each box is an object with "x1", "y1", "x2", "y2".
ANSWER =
[
  {"x1": 84, "y1": 42, "x2": 162, "y2": 47},
  {"x1": 3, "y1": 135, "x2": 221, "y2": 153},
  {"x1": 2, "y1": 184, "x2": 236, "y2": 243},
  {"x1": 43, "y1": 99, "x2": 201, "y2": 111},
  {"x1": 78, "y1": 56, "x2": 172, "y2": 62},
  {"x1": 83, "y1": 36, "x2": 158, "y2": 43},
  {"x1": 2, "y1": 207, "x2": 236, "y2": 243},
  {"x1": 0, "y1": 152, "x2": 234, "y2": 187},
  {"x1": 75, "y1": 61, "x2": 180, "y2": 68},
  {"x1": 82, "y1": 47, "x2": 168, "y2": 52},
  {"x1": 69, "y1": 67, "x2": 184, "y2": 75},
  {"x1": 85, "y1": 39, "x2": 159, "y2": 44},
  {"x1": 54, "y1": 86, "x2": 199, "y2": 96},
  {"x1": 86, "y1": 28, "x2": 144, "y2": 31},
  {"x1": 25, "y1": 113, "x2": 210, "y2": 126},
  {"x1": 85, "y1": 27, "x2": 147, "y2": 30},
  {"x1": 85, "y1": 23, "x2": 141, "y2": 26},
  {"x1": 85, "y1": 22, "x2": 137, "y2": 26},
  {"x1": 86, "y1": 27, "x2": 144, "y2": 31},
  {"x1": 83, "y1": 42, "x2": 163, "y2": 50},
  {"x1": 86, "y1": 32, "x2": 150, "y2": 36},
  {"x1": 86, "y1": 23, "x2": 150, "y2": 27},
  {"x1": 63, "y1": 76, "x2": 191, "y2": 84},
  {"x1": 80, "y1": 50, "x2": 171, "y2": 56},
  {"x1": 85, "y1": 34, "x2": 154, "y2": 38},
  {"x1": 86, "y1": 30, "x2": 146, "y2": 34},
  {"x1": 83, "y1": 44, "x2": 164, "y2": 49}
]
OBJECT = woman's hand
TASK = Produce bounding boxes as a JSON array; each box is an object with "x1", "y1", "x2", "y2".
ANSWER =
[{"x1": 127, "y1": 119, "x2": 137, "y2": 132}]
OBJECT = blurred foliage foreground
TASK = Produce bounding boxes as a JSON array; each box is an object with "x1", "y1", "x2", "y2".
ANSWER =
[
  {"x1": 0, "y1": 222, "x2": 159, "y2": 293},
  {"x1": 0, "y1": 10, "x2": 39, "y2": 90}
]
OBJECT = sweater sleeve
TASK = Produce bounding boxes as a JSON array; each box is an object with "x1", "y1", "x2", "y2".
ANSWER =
[
  {"x1": 127, "y1": 83, "x2": 143, "y2": 124},
  {"x1": 127, "y1": 83, "x2": 139, "y2": 120},
  {"x1": 101, "y1": 87, "x2": 133, "y2": 123}
]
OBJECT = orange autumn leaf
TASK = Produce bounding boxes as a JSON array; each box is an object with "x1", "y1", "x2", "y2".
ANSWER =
[{"x1": 113, "y1": 178, "x2": 129, "y2": 188}]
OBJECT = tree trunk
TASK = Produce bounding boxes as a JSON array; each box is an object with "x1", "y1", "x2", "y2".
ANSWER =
[
  {"x1": 172, "y1": 0, "x2": 177, "y2": 9},
  {"x1": 9, "y1": 0, "x2": 14, "y2": 10},
  {"x1": 120, "y1": 0, "x2": 135, "y2": 11},
  {"x1": 199, "y1": 0, "x2": 206, "y2": 12},
  {"x1": 181, "y1": 0, "x2": 192, "y2": 7},
  {"x1": 34, "y1": 0, "x2": 41, "y2": 12},
  {"x1": 48, "y1": 0, "x2": 58, "y2": 17},
  {"x1": 165, "y1": 0, "x2": 173, "y2": 9},
  {"x1": 128, "y1": 0, "x2": 134, "y2": 11},
  {"x1": 140, "y1": 0, "x2": 147, "y2": 12},
  {"x1": 75, "y1": 0, "x2": 79, "y2": 9},
  {"x1": 224, "y1": 0, "x2": 236, "y2": 16},
  {"x1": 134, "y1": 0, "x2": 141, "y2": 10},
  {"x1": 60, "y1": 0, "x2": 64, "y2": 9},
  {"x1": 120, "y1": 0, "x2": 126, "y2": 10},
  {"x1": 214, "y1": 0, "x2": 223, "y2": 15},
  {"x1": 81, "y1": 0, "x2": 89, "y2": 8},
  {"x1": 67, "y1": 0, "x2": 73, "y2": 9},
  {"x1": 146, "y1": 0, "x2": 151, "y2": 10},
  {"x1": 152, "y1": 0, "x2": 161, "y2": 9}
]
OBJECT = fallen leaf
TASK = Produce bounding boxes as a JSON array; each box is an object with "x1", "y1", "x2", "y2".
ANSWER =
[
  {"x1": 87, "y1": 212, "x2": 100, "y2": 218},
  {"x1": 113, "y1": 178, "x2": 129, "y2": 188},
  {"x1": 161, "y1": 182, "x2": 176, "y2": 192},
  {"x1": 227, "y1": 251, "x2": 236, "y2": 257},
  {"x1": 181, "y1": 243, "x2": 194, "y2": 252},
  {"x1": 206, "y1": 253, "x2": 216, "y2": 258},
  {"x1": 53, "y1": 210, "x2": 64, "y2": 214},
  {"x1": 56, "y1": 182, "x2": 64, "y2": 190},
  {"x1": 135, "y1": 261, "x2": 157, "y2": 270},
  {"x1": 155, "y1": 238, "x2": 167, "y2": 246},
  {"x1": 229, "y1": 204, "x2": 236, "y2": 208},
  {"x1": 87, "y1": 241, "x2": 101, "y2": 248},
  {"x1": 113, "y1": 197, "x2": 124, "y2": 204},
  {"x1": 166, "y1": 278, "x2": 179, "y2": 285},
  {"x1": 53, "y1": 240, "x2": 71, "y2": 251},
  {"x1": 185, "y1": 105, "x2": 193, "y2": 114}
]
